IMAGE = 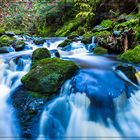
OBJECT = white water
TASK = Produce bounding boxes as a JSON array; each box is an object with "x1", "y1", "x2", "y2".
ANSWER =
[
  {"x1": 1, "y1": 37, "x2": 140, "y2": 139},
  {"x1": 0, "y1": 54, "x2": 31, "y2": 138}
]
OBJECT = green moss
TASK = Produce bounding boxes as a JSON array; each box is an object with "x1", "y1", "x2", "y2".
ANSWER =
[
  {"x1": 57, "y1": 39, "x2": 72, "y2": 48},
  {"x1": 0, "y1": 28, "x2": 5, "y2": 36},
  {"x1": 93, "y1": 31, "x2": 111, "y2": 37},
  {"x1": 33, "y1": 38, "x2": 46, "y2": 45},
  {"x1": 76, "y1": 26, "x2": 86, "y2": 35},
  {"x1": 14, "y1": 40, "x2": 25, "y2": 51},
  {"x1": 94, "y1": 47, "x2": 108, "y2": 55},
  {"x1": 68, "y1": 32, "x2": 79, "y2": 40},
  {"x1": 114, "y1": 19, "x2": 139, "y2": 30},
  {"x1": 119, "y1": 45, "x2": 140, "y2": 63},
  {"x1": 135, "y1": 25, "x2": 140, "y2": 41},
  {"x1": 21, "y1": 58, "x2": 78, "y2": 95},
  {"x1": 82, "y1": 32, "x2": 94, "y2": 44},
  {"x1": 99, "y1": 20, "x2": 113, "y2": 29},
  {"x1": 32, "y1": 48, "x2": 51, "y2": 64},
  {"x1": 0, "y1": 35, "x2": 16, "y2": 47},
  {"x1": 55, "y1": 18, "x2": 81, "y2": 37}
]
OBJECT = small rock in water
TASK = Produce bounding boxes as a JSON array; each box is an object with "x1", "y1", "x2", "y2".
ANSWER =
[
  {"x1": 115, "y1": 64, "x2": 138, "y2": 85},
  {"x1": 32, "y1": 48, "x2": 51, "y2": 64}
]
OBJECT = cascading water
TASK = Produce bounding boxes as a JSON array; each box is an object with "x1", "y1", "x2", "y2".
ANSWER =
[
  {"x1": 1, "y1": 36, "x2": 140, "y2": 139},
  {"x1": 0, "y1": 53, "x2": 31, "y2": 138}
]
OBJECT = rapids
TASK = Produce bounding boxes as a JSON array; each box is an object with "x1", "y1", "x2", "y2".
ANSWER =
[{"x1": 0, "y1": 36, "x2": 140, "y2": 139}]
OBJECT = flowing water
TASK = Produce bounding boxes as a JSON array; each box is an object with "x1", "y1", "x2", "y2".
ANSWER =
[{"x1": 0, "y1": 36, "x2": 140, "y2": 139}]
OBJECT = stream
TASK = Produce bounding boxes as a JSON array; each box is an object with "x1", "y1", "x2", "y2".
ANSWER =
[{"x1": 0, "y1": 36, "x2": 140, "y2": 139}]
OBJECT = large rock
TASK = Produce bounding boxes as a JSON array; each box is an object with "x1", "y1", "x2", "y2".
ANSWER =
[
  {"x1": 119, "y1": 45, "x2": 140, "y2": 63},
  {"x1": 11, "y1": 86, "x2": 46, "y2": 138},
  {"x1": 32, "y1": 48, "x2": 51, "y2": 64},
  {"x1": 21, "y1": 58, "x2": 78, "y2": 94},
  {"x1": 0, "y1": 35, "x2": 16, "y2": 47}
]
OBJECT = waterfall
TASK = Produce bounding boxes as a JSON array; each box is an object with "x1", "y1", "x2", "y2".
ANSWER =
[
  {"x1": 0, "y1": 55, "x2": 31, "y2": 138},
  {"x1": 0, "y1": 36, "x2": 140, "y2": 139}
]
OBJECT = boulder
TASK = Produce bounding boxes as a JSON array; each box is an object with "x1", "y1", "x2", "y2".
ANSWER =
[
  {"x1": 57, "y1": 39, "x2": 72, "y2": 48},
  {"x1": 119, "y1": 45, "x2": 140, "y2": 63},
  {"x1": 0, "y1": 35, "x2": 16, "y2": 47},
  {"x1": 21, "y1": 58, "x2": 79, "y2": 94},
  {"x1": 93, "y1": 47, "x2": 108, "y2": 55},
  {"x1": 32, "y1": 48, "x2": 51, "y2": 64},
  {"x1": 33, "y1": 38, "x2": 46, "y2": 45},
  {"x1": 11, "y1": 86, "x2": 46, "y2": 138},
  {"x1": 13, "y1": 40, "x2": 25, "y2": 51},
  {"x1": 115, "y1": 65, "x2": 138, "y2": 85}
]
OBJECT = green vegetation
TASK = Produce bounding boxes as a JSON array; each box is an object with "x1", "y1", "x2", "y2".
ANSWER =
[
  {"x1": 94, "y1": 47, "x2": 108, "y2": 55},
  {"x1": 119, "y1": 45, "x2": 140, "y2": 63},
  {"x1": 0, "y1": 35, "x2": 16, "y2": 47}
]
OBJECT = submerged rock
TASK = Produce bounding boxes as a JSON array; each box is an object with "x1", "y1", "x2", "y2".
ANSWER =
[
  {"x1": 115, "y1": 64, "x2": 138, "y2": 85},
  {"x1": 32, "y1": 48, "x2": 51, "y2": 64},
  {"x1": 21, "y1": 58, "x2": 79, "y2": 94},
  {"x1": 0, "y1": 46, "x2": 15, "y2": 53},
  {"x1": 11, "y1": 86, "x2": 46, "y2": 138}
]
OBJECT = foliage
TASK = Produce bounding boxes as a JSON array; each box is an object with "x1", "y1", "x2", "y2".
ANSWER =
[
  {"x1": 99, "y1": 20, "x2": 113, "y2": 29},
  {"x1": 119, "y1": 45, "x2": 140, "y2": 63},
  {"x1": 55, "y1": 18, "x2": 81, "y2": 37},
  {"x1": 94, "y1": 47, "x2": 108, "y2": 55}
]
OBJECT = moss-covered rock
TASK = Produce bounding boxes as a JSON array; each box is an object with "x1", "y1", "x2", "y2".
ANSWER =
[
  {"x1": 32, "y1": 48, "x2": 51, "y2": 64},
  {"x1": 114, "y1": 19, "x2": 139, "y2": 30},
  {"x1": 119, "y1": 45, "x2": 140, "y2": 63},
  {"x1": 95, "y1": 20, "x2": 113, "y2": 31},
  {"x1": 21, "y1": 58, "x2": 78, "y2": 94},
  {"x1": 0, "y1": 35, "x2": 16, "y2": 47},
  {"x1": 57, "y1": 39, "x2": 72, "y2": 48},
  {"x1": 0, "y1": 28, "x2": 5, "y2": 36},
  {"x1": 93, "y1": 31, "x2": 111, "y2": 37},
  {"x1": 82, "y1": 32, "x2": 94, "y2": 44},
  {"x1": 13, "y1": 40, "x2": 25, "y2": 51},
  {"x1": 93, "y1": 47, "x2": 108, "y2": 55},
  {"x1": 68, "y1": 32, "x2": 79, "y2": 40},
  {"x1": 33, "y1": 38, "x2": 46, "y2": 45}
]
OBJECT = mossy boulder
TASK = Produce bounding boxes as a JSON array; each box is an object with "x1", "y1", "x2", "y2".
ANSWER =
[
  {"x1": 93, "y1": 31, "x2": 111, "y2": 37},
  {"x1": 82, "y1": 32, "x2": 94, "y2": 44},
  {"x1": 94, "y1": 20, "x2": 113, "y2": 31},
  {"x1": 68, "y1": 32, "x2": 79, "y2": 40},
  {"x1": 0, "y1": 35, "x2": 16, "y2": 47},
  {"x1": 57, "y1": 39, "x2": 72, "y2": 48},
  {"x1": 32, "y1": 48, "x2": 51, "y2": 64},
  {"x1": 114, "y1": 19, "x2": 139, "y2": 30},
  {"x1": 13, "y1": 40, "x2": 25, "y2": 51},
  {"x1": 93, "y1": 47, "x2": 108, "y2": 55},
  {"x1": 0, "y1": 28, "x2": 5, "y2": 36},
  {"x1": 119, "y1": 45, "x2": 140, "y2": 64},
  {"x1": 21, "y1": 58, "x2": 79, "y2": 94},
  {"x1": 33, "y1": 38, "x2": 46, "y2": 45}
]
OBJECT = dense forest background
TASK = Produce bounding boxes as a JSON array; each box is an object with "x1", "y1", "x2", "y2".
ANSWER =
[{"x1": 0, "y1": 0, "x2": 140, "y2": 39}]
